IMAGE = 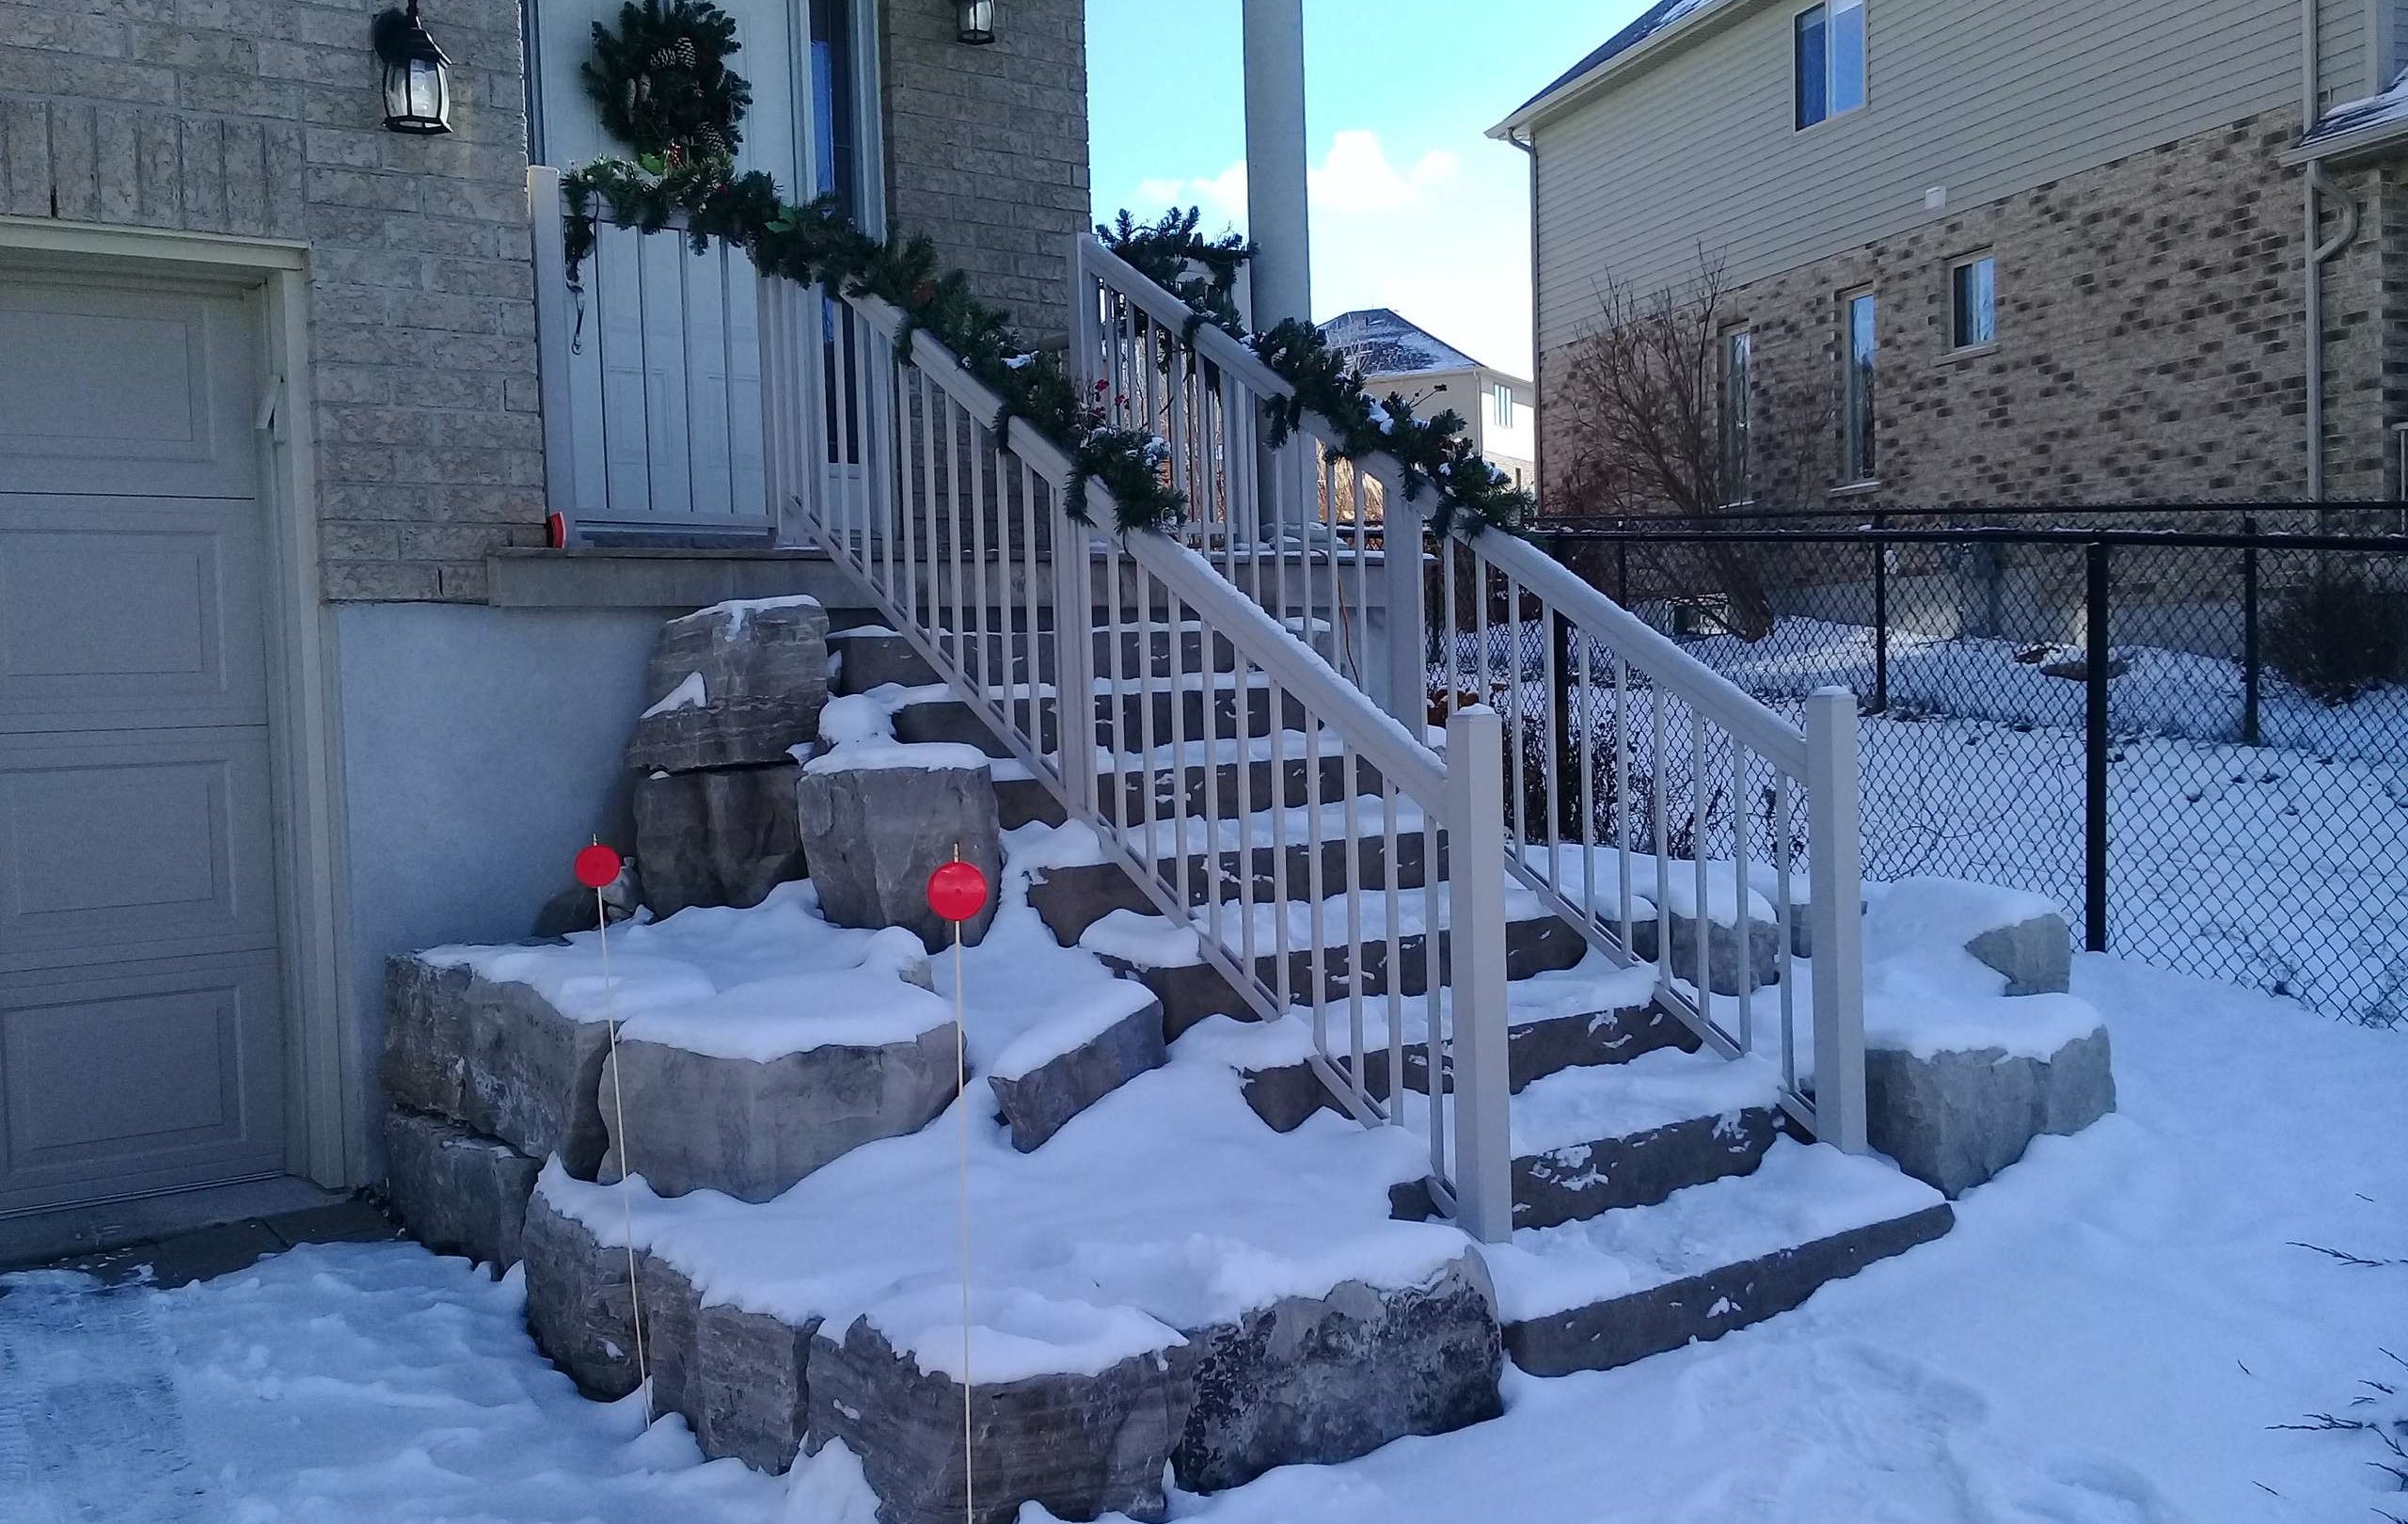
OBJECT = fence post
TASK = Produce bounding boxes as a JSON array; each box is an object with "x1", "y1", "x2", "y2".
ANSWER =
[
  {"x1": 2083, "y1": 540, "x2": 2111, "y2": 953},
  {"x1": 1803, "y1": 689, "x2": 1867, "y2": 1154},
  {"x1": 2241, "y1": 513, "x2": 2261, "y2": 746},
  {"x1": 1445, "y1": 706, "x2": 1514, "y2": 1242},
  {"x1": 1870, "y1": 510, "x2": 1890, "y2": 714}
]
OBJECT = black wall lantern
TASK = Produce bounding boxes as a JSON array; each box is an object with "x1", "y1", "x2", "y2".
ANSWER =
[
  {"x1": 957, "y1": 0, "x2": 995, "y2": 44},
  {"x1": 373, "y1": 0, "x2": 452, "y2": 135}
]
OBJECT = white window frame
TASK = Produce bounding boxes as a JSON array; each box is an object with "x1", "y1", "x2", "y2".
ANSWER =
[
  {"x1": 1947, "y1": 251, "x2": 1997, "y2": 354},
  {"x1": 1794, "y1": 0, "x2": 1867, "y2": 132},
  {"x1": 1492, "y1": 381, "x2": 1514, "y2": 428}
]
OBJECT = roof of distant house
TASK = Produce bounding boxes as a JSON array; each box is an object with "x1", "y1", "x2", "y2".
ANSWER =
[
  {"x1": 1318, "y1": 309, "x2": 1488, "y2": 381},
  {"x1": 1492, "y1": 0, "x2": 1726, "y2": 135}
]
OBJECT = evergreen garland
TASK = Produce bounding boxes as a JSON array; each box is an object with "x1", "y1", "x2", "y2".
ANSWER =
[
  {"x1": 582, "y1": 0, "x2": 752, "y2": 167},
  {"x1": 1093, "y1": 220, "x2": 1533, "y2": 540},
  {"x1": 558, "y1": 158, "x2": 1186, "y2": 535}
]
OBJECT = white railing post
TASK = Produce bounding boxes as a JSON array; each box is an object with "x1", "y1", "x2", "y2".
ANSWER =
[
  {"x1": 1804, "y1": 687, "x2": 1868, "y2": 1152},
  {"x1": 1446, "y1": 705, "x2": 1514, "y2": 1244},
  {"x1": 1378, "y1": 488, "x2": 1428, "y2": 734},
  {"x1": 528, "y1": 166, "x2": 578, "y2": 540}
]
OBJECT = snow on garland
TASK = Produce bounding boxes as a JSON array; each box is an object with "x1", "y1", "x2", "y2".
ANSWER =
[
  {"x1": 556, "y1": 158, "x2": 1187, "y2": 535},
  {"x1": 582, "y1": 0, "x2": 752, "y2": 167}
]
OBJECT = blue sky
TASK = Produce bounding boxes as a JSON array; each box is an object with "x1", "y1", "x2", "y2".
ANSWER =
[{"x1": 1085, "y1": 2, "x2": 1649, "y2": 377}]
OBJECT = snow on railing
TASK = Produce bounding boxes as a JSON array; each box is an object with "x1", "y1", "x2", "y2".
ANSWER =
[{"x1": 1070, "y1": 232, "x2": 1868, "y2": 1150}]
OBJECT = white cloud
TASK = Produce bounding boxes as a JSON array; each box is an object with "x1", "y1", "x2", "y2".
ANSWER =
[
  {"x1": 1132, "y1": 162, "x2": 1248, "y2": 225},
  {"x1": 1307, "y1": 130, "x2": 1458, "y2": 215}
]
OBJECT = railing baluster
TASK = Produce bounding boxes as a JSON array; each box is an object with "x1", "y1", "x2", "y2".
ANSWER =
[
  {"x1": 1692, "y1": 709, "x2": 1712, "y2": 1035},
  {"x1": 1734, "y1": 739, "x2": 1754, "y2": 1056},
  {"x1": 1381, "y1": 782, "x2": 1405, "y2": 1128}
]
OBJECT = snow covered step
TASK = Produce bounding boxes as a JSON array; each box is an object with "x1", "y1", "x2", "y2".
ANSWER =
[
  {"x1": 828, "y1": 624, "x2": 938, "y2": 694},
  {"x1": 1093, "y1": 731, "x2": 1367, "y2": 828},
  {"x1": 885, "y1": 675, "x2": 1303, "y2": 763},
  {"x1": 1486, "y1": 1140, "x2": 1952, "y2": 1377},
  {"x1": 1027, "y1": 795, "x2": 1438, "y2": 946},
  {"x1": 1496, "y1": 1049, "x2": 1788, "y2": 1230},
  {"x1": 1079, "y1": 895, "x2": 1588, "y2": 1039},
  {"x1": 1235, "y1": 959, "x2": 1696, "y2": 1133},
  {"x1": 832, "y1": 620, "x2": 1239, "y2": 697}
]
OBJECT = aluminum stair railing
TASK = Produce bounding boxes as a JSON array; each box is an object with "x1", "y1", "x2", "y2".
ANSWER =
[
  {"x1": 776, "y1": 279, "x2": 1519, "y2": 1240},
  {"x1": 1071, "y1": 233, "x2": 1867, "y2": 1151}
]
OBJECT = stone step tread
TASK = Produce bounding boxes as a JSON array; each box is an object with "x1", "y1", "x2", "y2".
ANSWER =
[
  {"x1": 1073, "y1": 881, "x2": 1558, "y2": 970},
  {"x1": 1494, "y1": 1045, "x2": 1787, "y2": 1162},
  {"x1": 1491, "y1": 1140, "x2": 1951, "y2": 1377}
]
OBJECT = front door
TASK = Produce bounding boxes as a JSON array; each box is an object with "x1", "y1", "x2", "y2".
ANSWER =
[
  {"x1": 533, "y1": 0, "x2": 870, "y2": 538},
  {"x1": 0, "y1": 269, "x2": 288, "y2": 1219}
]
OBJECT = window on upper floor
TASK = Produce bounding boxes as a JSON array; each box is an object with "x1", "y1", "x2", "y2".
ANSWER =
[
  {"x1": 1796, "y1": 0, "x2": 1866, "y2": 131},
  {"x1": 1842, "y1": 290, "x2": 1877, "y2": 484},
  {"x1": 1493, "y1": 382, "x2": 1515, "y2": 428},
  {"x1": 1950, "y1": 253, "x2": 1997, "y2": 351},
  {"x1": 1719, "y1": 327, "x2": 1752, "y2": 503}
]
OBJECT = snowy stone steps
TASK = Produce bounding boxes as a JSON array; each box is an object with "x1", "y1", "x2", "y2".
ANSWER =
[
  {"x1": 1079, "y1": 903, "x2": 1589, "y2": 1040},
  {"x1": 885, "y1": 677, "x2": 1302, "y2": 763},
  {"x1": 1028, "y1": 807, "x2": 1441, "y2": 946},
  {"x1": 1486, "y1": 1139, "x2": 1954, "y2": 1377},
  {"x1": 830, "y1": 620, "x2": 1240, "y2": 699}
]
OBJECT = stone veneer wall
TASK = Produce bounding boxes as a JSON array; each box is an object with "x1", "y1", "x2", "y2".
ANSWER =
[
  {"x1": 1537, "y1": 108, "x2": 2400, "y2": 513},
  {"x1": 879, "y1": 0, "x2": 1089, "y2": 346},
  {"x1": 0, "y1": 0, "x2": 546, "y2": 602}
]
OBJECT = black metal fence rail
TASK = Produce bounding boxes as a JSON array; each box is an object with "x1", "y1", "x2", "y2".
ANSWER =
[{"x1": 1527, "y1": 508, "x2": 2408, "y2": 1027}]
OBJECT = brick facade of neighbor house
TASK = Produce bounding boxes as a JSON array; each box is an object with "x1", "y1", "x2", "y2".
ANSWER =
[
  {"x1": 1537, "y1": 109, "x2": 2398, "y2": 512},
  {"x1": 879, "y1": 0, "x2": 1089, "y2": 345},
  {"x1": 0, "y1": 0, "x2": 548, "y2": 603}
]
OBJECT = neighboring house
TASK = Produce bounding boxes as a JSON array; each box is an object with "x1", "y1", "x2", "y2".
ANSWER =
[
  {"x1": 0, "y1": 0, "x2": 1086, "y2": 1256},
  {"x1": 1493, "y1": 0, "x2": 2408, "y2": 510},
  {"x1": 1319, "y1": 308, "x2": 1537, "y2": 488}
]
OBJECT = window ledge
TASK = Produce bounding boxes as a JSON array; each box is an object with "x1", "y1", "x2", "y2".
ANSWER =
[
  {"x1": 1827, "y1": 479, "x2": 1884, "y2": 499},
  {"x1": 1939, "y1": 341, "x2": 1999, "y2": 365}
]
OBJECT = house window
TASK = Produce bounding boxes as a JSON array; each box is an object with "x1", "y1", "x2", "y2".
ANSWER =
[
  {"x1": 1719, "y1": 327, "x2": 1752, "y2": 502},
  {"x1": 1843, "y1": 291, "x2": 1877, "y2": 483},
  {"x1": 1950, "y1": 253, "x2": 1997, "y2": 350},
  {"x1": 1493, "y1": 382, "x2": 1514, "y2": 428},
  {"x1": 1795, "y1": 0, "x2": 1866, "y2": 130}
]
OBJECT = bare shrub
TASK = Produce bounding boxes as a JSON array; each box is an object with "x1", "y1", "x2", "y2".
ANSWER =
[{"x1": 2265, "y1": 563, "x2": 2408, "y2": 705}]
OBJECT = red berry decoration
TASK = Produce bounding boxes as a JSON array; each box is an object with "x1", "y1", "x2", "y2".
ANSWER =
[
  {"x1": 926, "y1": 860, "x2": 990, "y2": 924},
  {"x1": 575, "y1": 842, "x2": 625, "y2": 890}
]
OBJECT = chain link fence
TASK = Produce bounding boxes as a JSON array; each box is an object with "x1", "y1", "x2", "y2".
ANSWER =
[{"x1": 1525, "y1": 506, "x2": 2408, "y2": 1027}]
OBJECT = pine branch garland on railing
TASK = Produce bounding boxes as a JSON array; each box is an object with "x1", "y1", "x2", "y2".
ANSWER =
[{"x1": 557, "y1": 157, "x2": 1188, "y2": 535}]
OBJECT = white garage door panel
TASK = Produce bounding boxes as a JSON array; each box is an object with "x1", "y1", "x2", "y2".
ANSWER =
[
  {"x1": 0, "y1": 280, "x2": 257, "y2": 499},
  {"x1": 0, "y1": 497, "x2": 269, "y2": 734},
  {"x1": 0, "y1": 953, "x2": 283, "y2": 1214},
  {"x1": 0, "y1": 267, "x2": 284, "y2": 1217},
  {"x1": 0, "y1": 731, "x2": 277, "y2": 976}
]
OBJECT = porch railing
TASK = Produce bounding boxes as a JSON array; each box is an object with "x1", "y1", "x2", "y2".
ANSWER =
[{"x1": 1070, "y1": 233, "x2": 1867, "y2": 1148}]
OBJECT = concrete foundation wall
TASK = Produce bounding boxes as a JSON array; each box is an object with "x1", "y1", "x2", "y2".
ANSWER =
[{"x1": 333, "y1": 601, "x2": 669, "y2": 1177}]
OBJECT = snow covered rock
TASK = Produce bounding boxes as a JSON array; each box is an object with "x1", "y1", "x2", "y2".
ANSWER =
[
  {"x1": 1867, "y1": 877, "x2": 2071, "y2": 996},
  {"x1": 596, "y1": 1001, "x2": 960, "y2": 1203},
  {"x1": 984, "y1": 982, "x2": 1166, "y2": 1151},
  {"x1": 796, "y1": 744, "x2": 1004, "y2": 951},
  {"x1": 381, "y1": 1108, "x2": 541, "y2": 1272},
  {"x1": 381, "y1": 954, "x2": 613, "y2": 1178},
  {"x1": 802, "y1": 1303, "x2": 1189, "y2": 1524},
  {"x1": 1628, "y1": 908, "x2": 1782, "y2": 994},
  {"x1": 626, "y1": 597, "x2": 830, "y2": 772},
  {"x1": 520, "y1": 1184, "x2": 700, "y2": 1405},
  {"x1": 1171, "y1": 1252, "x2": 1503, "y2": 1493},
  {"x1": 693, "y1": 1302, "x2": 822, "y2": 1473},
  {"x1": 633, "y1": 762, "x2": 807, "y2": 918},
  {"x1": 1865, "y1": 1020, "x2": 2116, "y2": 1198}
]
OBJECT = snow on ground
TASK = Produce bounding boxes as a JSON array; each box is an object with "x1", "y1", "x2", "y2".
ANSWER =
[{"x1": 8, "y1": 954, "x2": 2405, "y2": 1523}]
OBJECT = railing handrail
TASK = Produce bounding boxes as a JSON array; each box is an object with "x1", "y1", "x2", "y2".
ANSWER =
[
  {"x1": 1075, "y1": 231, "x2": 1813, "y2": 776},
  {"x1": 844, "y1": 282, "x2": 1453, "y2": 811}
]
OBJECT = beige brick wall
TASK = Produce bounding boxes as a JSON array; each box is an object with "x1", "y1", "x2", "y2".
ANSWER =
[
  {"x1": 1538, "y1": 108, "x2": 2399, "y2": 513},
  {"x1": 879, "y1": 0, "x2": 1089, "y2": 345},
  {"x1": 2, "y1": 0, "x2": 547, "y2": 601}
]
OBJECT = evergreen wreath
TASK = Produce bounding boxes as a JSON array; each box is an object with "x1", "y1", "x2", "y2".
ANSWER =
[{"x1": 582, "y1": 0, "x2": 752, "y2": 167}]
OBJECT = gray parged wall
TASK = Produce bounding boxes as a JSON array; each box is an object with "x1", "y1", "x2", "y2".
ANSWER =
[{"x1": 1528, "y1": 0, "x2": 2386, "y2": 351}]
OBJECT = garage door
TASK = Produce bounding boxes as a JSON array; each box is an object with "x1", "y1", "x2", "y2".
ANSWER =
[{"x1": 0, "y1": 270, "x2": 286, "y2": 1218}]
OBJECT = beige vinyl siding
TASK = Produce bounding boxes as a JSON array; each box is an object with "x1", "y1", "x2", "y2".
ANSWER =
[
  {"x1": 2321, "y1": 0, "x2": 2368, "y2": 103},
  {"x1": 1530, "y1": 0, "x2": 2317, "y2": 353}
]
